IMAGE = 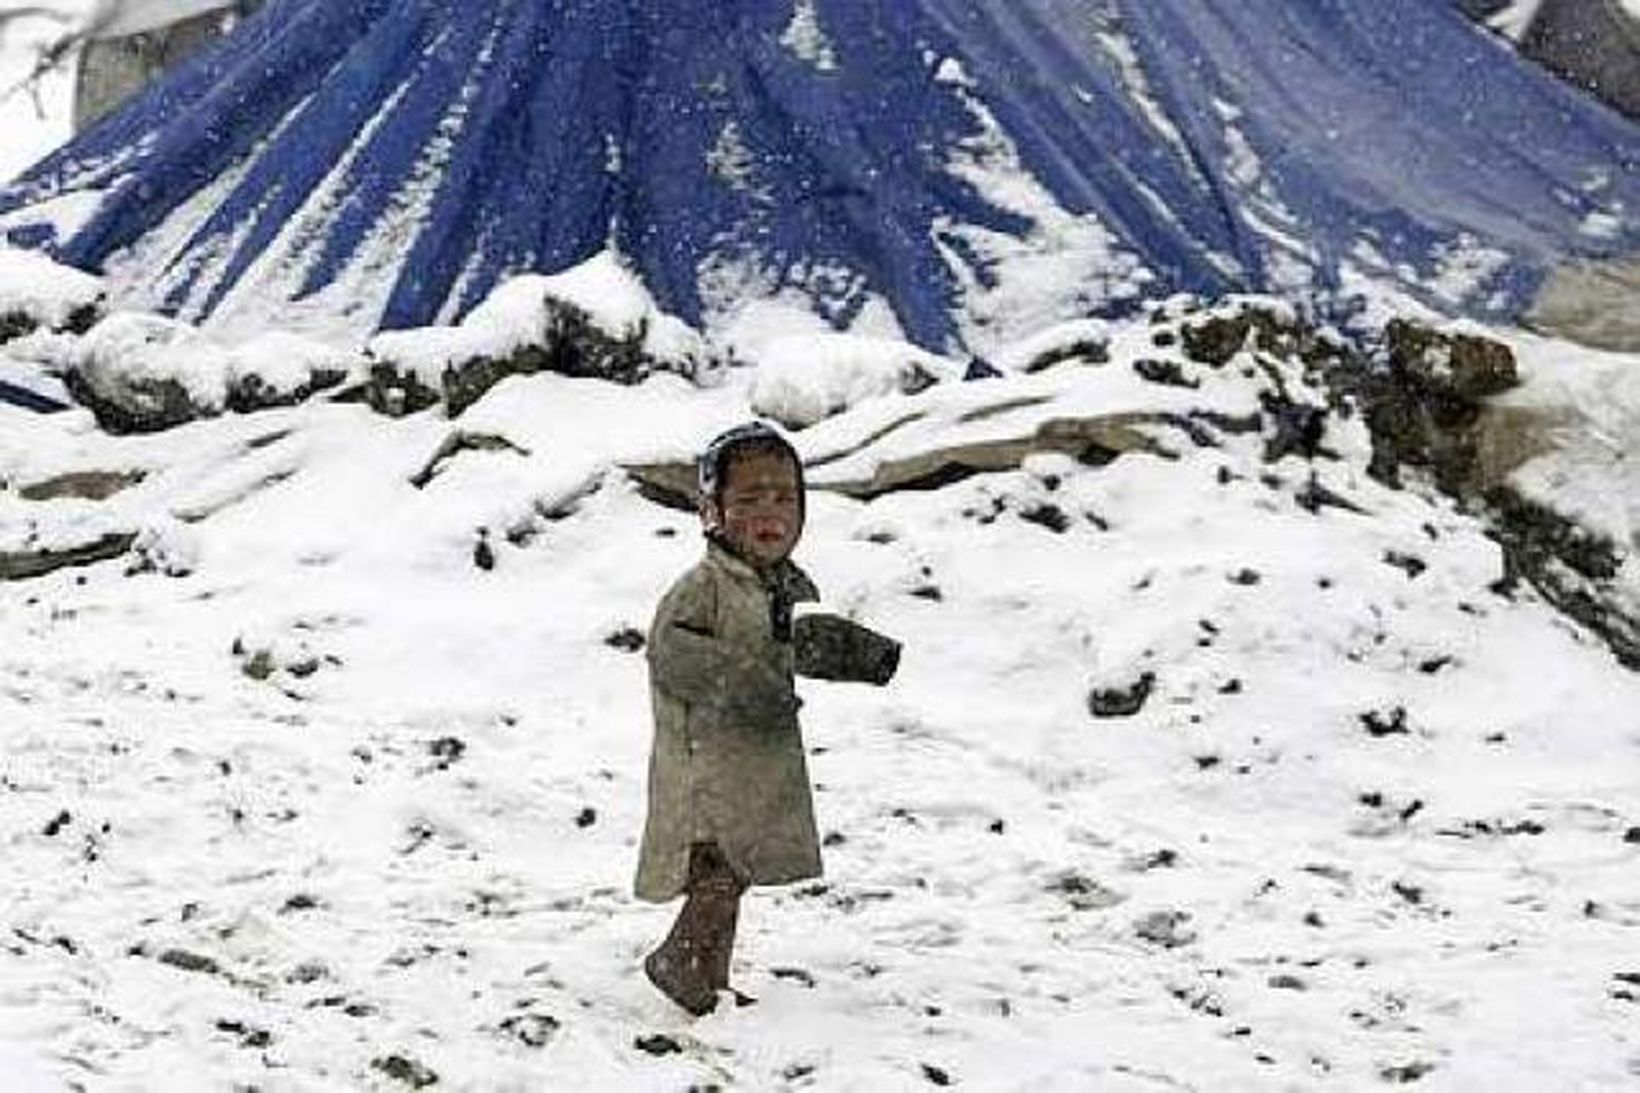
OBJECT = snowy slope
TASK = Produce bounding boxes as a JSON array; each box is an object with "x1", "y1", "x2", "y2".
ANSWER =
[
  {"x1": 3, "y1": 289, "x2": 1639, "y2": 1090},
  {"x1": 0, "y1": 0, "x2": 1636, "y2": 351}
]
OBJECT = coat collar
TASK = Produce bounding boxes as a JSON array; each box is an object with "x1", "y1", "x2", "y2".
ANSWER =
[{"x1": 706, "y1": 540, "x2": 818, "y2": 603}]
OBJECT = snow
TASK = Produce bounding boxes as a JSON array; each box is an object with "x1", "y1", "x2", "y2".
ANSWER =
[
  {"x1": 0, "y1": 245, "x2": 101, "y2": 327},
  {"x1": 748, "y1": 333, "x2": 962, "y2": 429},
  {"x1": 4, "y1": 279, "x2": 1640, "y2": 1088},
  {"x1": 0, "y1": 10, "x2": 77, "y2": 185},
  {"x1": 1489, "y1": 328, "x2": 1640, "y2": 551},
  {"x1": 779, "y1": 0, "x2": 838, "y2": 73},
  {"x1": 3, "y1": 13, "x2": 1640, "y2": 1093},
  {"x1": 368, "y1": 254, "x2": 710, "y2": 384}
]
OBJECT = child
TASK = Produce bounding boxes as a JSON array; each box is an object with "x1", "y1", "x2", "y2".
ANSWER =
[{"x1": 635, "y1": 421, "x2": 900, "y2": 1015}]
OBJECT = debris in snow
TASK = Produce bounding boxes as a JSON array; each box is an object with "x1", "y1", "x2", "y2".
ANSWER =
[
  {"x1": 1379, "y1": 1060, "x2": 1436, "y2": 1084},
  {"x1": 632, "y1": 1033, "x2": 683, "y2": 1056},
  {"x1": 371, "y1": 1054, "x2": 439, "y2": 1088},
  {"x1": 1046, "y1": 871, "x2": 1127, "y2": 911},
  {"x1": 921, "y1": 1062, "x2": 954, "y2": 1086},
  {"x1": 499, "y1": 1012, "x2": 560, "y2": 1048},
  {"x1": 157, "y1": 949, "x2": 222, "y2": 976},
  {"x1": 409, "y1": 431, "x2": 531, "y2": 490},
  {"x1": 473, "y1": 529, "x2": 496, "y2": 572},
  {"x1": 1133, "y1": 910, "x2": 1197, "y2": 948},
  {"x1": 1088, "y1": 671, "x2": 1157, "y2": 718}
]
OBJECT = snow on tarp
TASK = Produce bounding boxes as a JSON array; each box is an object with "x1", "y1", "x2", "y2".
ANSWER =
[{"x1": 0, "y1": 0, "x2": 1636, "y2": 352}]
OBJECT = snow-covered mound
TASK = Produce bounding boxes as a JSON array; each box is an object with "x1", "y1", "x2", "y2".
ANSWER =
[
  {"x1": 3, "y1": 300, "x2": 1638, "y2": 1089},
  {"x1": 1, "y1": 0, "x2": 1637, "y2": 350}
]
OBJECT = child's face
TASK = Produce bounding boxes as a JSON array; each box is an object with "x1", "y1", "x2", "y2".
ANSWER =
[{"x1": 711, "y1": 449, "x2": 802, "y2": 567}]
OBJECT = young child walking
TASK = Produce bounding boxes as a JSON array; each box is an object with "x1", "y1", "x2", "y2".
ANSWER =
[{"x1": 635, "y1": 421, "x2": 900, "y2": 1015}]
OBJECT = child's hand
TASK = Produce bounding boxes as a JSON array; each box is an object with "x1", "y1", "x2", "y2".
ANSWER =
[{"x1": 794, "y1": 613, "x2": 901, "y2": 686}]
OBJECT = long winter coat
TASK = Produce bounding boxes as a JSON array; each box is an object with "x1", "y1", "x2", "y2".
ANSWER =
[{"x1": 635, "y1": 543, "x2": 822, "y2": 902}]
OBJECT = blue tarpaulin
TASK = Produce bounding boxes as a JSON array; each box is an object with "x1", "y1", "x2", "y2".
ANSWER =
[{"x1": 1, "y1": 0, "x2": 1635, "y2": 349}]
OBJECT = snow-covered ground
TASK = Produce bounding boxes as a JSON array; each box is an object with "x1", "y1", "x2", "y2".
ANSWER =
[
  {"x1": 4, "y1": 269, "x2": 1640, "y2": 1089},
  {"x1": 3, "y1": 16, "x2": 1640, "y2": 1093}
]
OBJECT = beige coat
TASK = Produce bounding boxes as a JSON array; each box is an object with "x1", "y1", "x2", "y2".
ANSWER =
[{"x1": 635, "y1": 543, "x2": 821, "y2": 903}]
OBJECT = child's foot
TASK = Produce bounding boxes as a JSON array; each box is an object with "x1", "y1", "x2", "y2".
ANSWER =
[{"x1": 644, "y1": 949, "x2": 718, "y2": 1016}]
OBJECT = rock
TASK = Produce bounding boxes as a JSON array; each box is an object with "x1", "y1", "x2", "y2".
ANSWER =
[
  {"x1": 1018, "y1": 503, "x2": 1071, "y2": 533},
  {"x1": 633, "y1": 1033, "x2": 683, "y2": 1056},
  {"x1": 1046, "y1": 871, "x2": 1126, "y2": 911},
  {"x1": 1360, "y1": 707, "x2": 1411, "y2": 737},
  {"x1": 0, "y1": 531, "x2": 137, "y2": 581},
  {"x1": 922, "y1": 1063, "x2": 954, "y2": 1086},
  {"x1": 1384, "y1": 319, "x2": 1518, "y2": 400},
  {"x1": 770, "y1": 966, "x2": 817, "y2": 988},
  {"x1": 427, "y1": 737, "x2": 466, "y2": 768},
  {"x1": 1380, "y1": 1061, "x2": 1436, "y2": 1084},
  {"x1": 472, "y1": 530, "x2": 496, "y2": 571},
  {"x1": 1133, "y1": 909, "x2": 1196, "y2": 948},
  {"x1": 817, "y1": 413, "x2": 1172, "y2": 500},
  {"x1": 371, "y1": 1054, "x2": 439, "y2": 1088},
  {"x1": 1088, "y1": 671, "x2": 1156, "y2": 718},
  {"x1": 1383, "y1": 551, "x2": 1428, "y2": 579},
  {"x1": 409, "y1": 431, "x2": 531, "y2": 489},
  {"x1": 621, "y1": 461, "x2": 698, "y2": 513},
  {"x1": 0, "y1": 248, "x2": 104, "y2": 343},
  {"x1": 1133, "y1": 357, "x2": 1200, "y2": 389},
  {"x1": 750, "y1": 332, "x2": 955, "y2": 428},
  {"x1": 1528, "y1": 258, "x2": 1640, "y2": 353},
  {"x1": 1486, "y1": 486, "x2": 1640, "y2": 671},
  {"x1": 158, "y1": 948, "x2": 221, "y2": 975},
  {"x1": 17, "y1": 470, "x2": 145, "y2": 502},
  {"x1": 362, "y1": 266, "x2": 715, "y2": 418},
  {"x1": 991, "y1": 319, "x2": 1111, "y2": 372},
  {"x1": 499, "y1": 1012, "x2": 560, "y2": 1048},
  {"x1": 64, "y1": 314, "x2": 347, "y2": 433},
  {"x1": 1178, "y1": 303, "x2": 1324, "y2": 368},
  {"x1": 240, "y1": 649, "x2": 276, "y2": 681},
  {"x1": 214, "y1": 1019, "x2": 272, "y2": 1048}
]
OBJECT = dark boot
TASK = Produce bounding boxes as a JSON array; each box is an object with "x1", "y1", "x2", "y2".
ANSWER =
[
  {"x1": 644, "y1": 843, "x2": 746, "y2": 1016},
  {"x1": 643, "y1": 906, "x2": 718, "y2": 1016}
]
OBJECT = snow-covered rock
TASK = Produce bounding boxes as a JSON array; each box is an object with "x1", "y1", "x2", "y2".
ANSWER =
[
  {"x1": 0, "y1": 246, "x2": 102, "y2": 341},
  {"x1": 62, "y1": 314, "x2": 350, "y2": 433},
  {"x1": 748, "y1": 333, "x2": 961, "y2": 429},
  {"x1": 364, "y1": 255, "x2": 717, "y2": 418}
]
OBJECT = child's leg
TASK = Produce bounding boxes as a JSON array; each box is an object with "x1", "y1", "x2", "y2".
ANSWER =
[{"x1": 644, "y1": 842, "x2": 745, "y2": 1014}]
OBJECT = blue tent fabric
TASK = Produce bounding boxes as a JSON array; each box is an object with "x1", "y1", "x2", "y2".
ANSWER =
[{"x1": 1, "y1": 0, "x2": 1636, "y2": 350}]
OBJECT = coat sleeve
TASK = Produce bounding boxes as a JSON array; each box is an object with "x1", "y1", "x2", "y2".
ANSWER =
[
  {"x1": 794, "y1": 612, "x2": 902, "y2": 685},
  {"x1": 647, "y1": 571, "x2": 799, "y2": 719}
]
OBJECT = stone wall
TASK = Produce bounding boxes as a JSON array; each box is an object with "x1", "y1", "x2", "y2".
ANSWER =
[{"x1": 73, "y1": 2, "x2": 263, "y2": 131}]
